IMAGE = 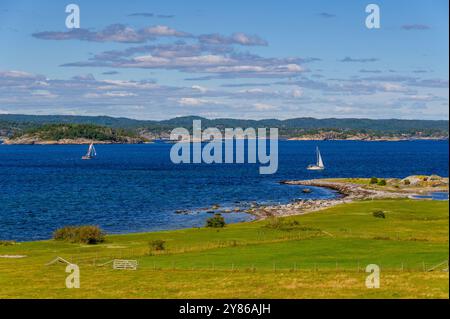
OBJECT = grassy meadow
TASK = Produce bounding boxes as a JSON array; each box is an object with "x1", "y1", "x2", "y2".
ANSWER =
[{"x1": 0, "y1": 199, "x2": 448, "y2": 298}]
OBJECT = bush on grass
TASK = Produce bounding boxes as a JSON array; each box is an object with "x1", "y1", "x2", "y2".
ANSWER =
[
  {"x1": 206, "y1": 213, "x2": 226, "y2": 228},
  {"x1": 377, "y1": 179, "x2": 387, "y2": 186},
  {"x1": 372, "y1": 211, "x2": 386, "y2": 219},
  {"x1": 149, "y1": 239, "x2": 166, "y2": 251},
  {"x1": 53, "y1": 225, "x2": 105, "y2": 244}
]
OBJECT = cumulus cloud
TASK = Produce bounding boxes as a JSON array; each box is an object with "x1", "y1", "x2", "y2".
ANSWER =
[
  {"x1": 32, "y1": 24, "x2": 191, "y2": 43},
  {"x1": 178, "y1": 97, "x2": 211, "y2": 106},
  {"x1": 0, "y1": 69, "x2": 447, "y2": 120},
  {"x1": 32, "y1": 24, "x2": 268, "y2": 47},
  {"x1": 199, "y1": 32, "x2": 268, "y2": 46},
  {"x1": 290, "y1": 88, "x2": 303, "y2": 98},
  {"x1": 84, "y1": 91, "x2": 137, "y2": 98},
  {"x1": 31, "y1": 90, "x2": 57, "y2": 98},
  {"x1": 253, "y1": 103, "x2": 278, "y2": 111},
  {"x1": 191, "y1": 85, "x2": 208, "y2": 93},
  {"x1": 62, "y1": 43, "x2": 308, "y2": 79},
  {"x1": 141, "y1": 25, "x2": 191, "y2": 37}
]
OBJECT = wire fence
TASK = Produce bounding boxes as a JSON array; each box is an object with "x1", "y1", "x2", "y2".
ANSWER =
[{"x1": 60, "y1": 253, "x2": 448, "y2": 273}]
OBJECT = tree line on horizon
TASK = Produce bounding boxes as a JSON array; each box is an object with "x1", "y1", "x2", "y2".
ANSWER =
[{"x1": 0, "y1": 114, "x2": 448, "y2": 139}]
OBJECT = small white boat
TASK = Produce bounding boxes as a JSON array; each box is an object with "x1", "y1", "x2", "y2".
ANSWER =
[
  {"x1": 307, "y1": 146, "x2": 325, "y2": 170},
  {"x1": 82, "y1": 143, "x2": 97, "y2": 160}
]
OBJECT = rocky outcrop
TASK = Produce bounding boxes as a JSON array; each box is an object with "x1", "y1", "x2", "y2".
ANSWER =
[{"x1": 249, "y1": 179, "x2": 419, "y2": 220}]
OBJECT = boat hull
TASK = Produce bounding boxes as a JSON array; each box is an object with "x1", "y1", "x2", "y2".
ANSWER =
[{"x1": 307, "y1": 165, "x2": 324, "y2": 170}]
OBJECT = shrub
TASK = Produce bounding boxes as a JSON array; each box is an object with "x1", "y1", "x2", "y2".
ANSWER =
[
  {"x1": 206, "y1": 213, "x2": 226, "y2": 228},
  {"x1": 403, "y1": 179, "x2": 411, "y2": 185},
  {"x1": 0, "y1": 240, "x2": 15, "y2": 246},
  {"x1": 372, "y1": 211, "x2": 386, "y2": 219},
  {"x1": 377, "y1": 179, "x2": 387, "y2": 186},
  {"x1": 53, "y1": 225, "x2": 105, "y2": 244},
  {"x1": 369, "y1": 177, "x2": 378, "y2": 184},
  {"x1": 264, "y1": 218, "x2": 314, "y2": 231},
  {"x1": 149, "y1": 239, "x2": 166, "y2": 251}
]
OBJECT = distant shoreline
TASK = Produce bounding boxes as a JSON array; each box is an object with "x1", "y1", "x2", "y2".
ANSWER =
[
  {"x1": 1, "y1": 137, "x2": 448, "y2": 145},
  {"x1": 0, "y1": 139, "x2": 152, "y2": 145}
]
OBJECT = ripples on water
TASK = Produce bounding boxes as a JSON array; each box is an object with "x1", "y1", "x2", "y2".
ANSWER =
[{"x1": 0, "y1": 140, "x2": 448, "y2": 241}]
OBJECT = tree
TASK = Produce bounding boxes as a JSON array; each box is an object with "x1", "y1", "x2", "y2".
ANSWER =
[{"x1": 206, "y1": 213, "x2": 226, "y2": 228}]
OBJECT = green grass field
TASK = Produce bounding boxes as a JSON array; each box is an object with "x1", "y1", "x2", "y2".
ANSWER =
[{"x1": 0, "y1": 199, "x2": 448, "y2": 298}]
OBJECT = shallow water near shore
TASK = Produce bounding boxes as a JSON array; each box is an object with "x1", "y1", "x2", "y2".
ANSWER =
[
  {"x1": 411, "y1": 192, "x2": 449, "y2": 201},
  {"x1": 0, "y1": 140, "x2": 448, "y2": 241}
]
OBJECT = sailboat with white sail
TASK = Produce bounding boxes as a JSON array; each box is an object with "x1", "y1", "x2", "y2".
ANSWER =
[
  {"x1": 82, "y1": 143, "x2": 97, "y2": 160},
  {"x1": 307, "y1": 146, "x2": 325, "y2": 170}
]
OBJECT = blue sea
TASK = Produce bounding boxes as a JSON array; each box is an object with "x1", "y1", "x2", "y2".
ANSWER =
[{"x1": 0, "y1": 140, "x2": 448, "y2": 241}]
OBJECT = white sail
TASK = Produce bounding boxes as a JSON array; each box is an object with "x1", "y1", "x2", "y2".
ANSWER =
[
  {"x1": 90, "y1": 144, "x2": 96, "y2": 157},
  {"x1": 317, "y1": 147, "x2": 324, "y2": 168},
  {"x1": 82, "y1": 143, "x2": 96, "y2": 159}
]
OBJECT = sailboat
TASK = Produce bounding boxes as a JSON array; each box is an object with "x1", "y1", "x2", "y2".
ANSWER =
[
  {"x1": 307, "y1": 146, "x2": 325, "y2": 170},
  {"x1": 82, "y1": 143, "x2": 97, "y2": 160}
]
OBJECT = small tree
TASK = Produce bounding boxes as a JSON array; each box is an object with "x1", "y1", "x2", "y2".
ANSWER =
[
  {"x1": 377, "y1": 179, "x2": 387, "y2": 186},
  {"x1": 403, "y1": 179, "x2": 411, "y2": 185},
  {"x1": 206, "y1": 213, "x2": 226, "y2": 228},
  {"x1": 372, "y1": 210, "x2": 386, "y2": 219},
  {"x1": 149, "y1": 239, "x2": 165, "y2": 251},
  {"x1": 369, "y1": 177, "x2": 378, "y2": 184}
]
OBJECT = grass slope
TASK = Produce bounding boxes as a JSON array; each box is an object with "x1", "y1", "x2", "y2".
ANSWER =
[{"x1": 0, "y1": 199, "x2": 448, "y2": 298}]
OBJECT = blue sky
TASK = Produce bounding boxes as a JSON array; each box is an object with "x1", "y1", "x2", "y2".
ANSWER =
[{"x1": 0, "y1": 0, "x2": 448, "y2": 120}]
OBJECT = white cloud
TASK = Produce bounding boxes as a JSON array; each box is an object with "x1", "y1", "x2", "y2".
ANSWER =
[
  {"x1": 192, "y1": 85, "x2": 208, "y2": 93},
  {"x1": 290, "y1": 88, "x2": 303, "y2": 98},
  {"x1": 141, "y1": 25, "x2": 190, "y2": 37},
  {"x1": 178, "y1": 97, "x2": 210, "y2": 106},
  {"x1": 31, "y1": 90, "x2": 57, "y2": 98},
  {"x1": 253, "y1": 103, "x2": 278, "y2": 110}
]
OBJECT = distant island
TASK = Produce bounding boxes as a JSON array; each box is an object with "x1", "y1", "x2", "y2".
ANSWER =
[
  {"x1": 0, "y1": 114, "x2": 448, "y2": 143},
  {"x1": 2, "y1": 123, "x2": 148, "y2": 145}
]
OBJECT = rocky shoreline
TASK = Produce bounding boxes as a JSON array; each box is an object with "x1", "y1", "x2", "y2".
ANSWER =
[
  {"x1": 244, "y1": 178, "x2": 447, "y2": 220},
  {"x1": 1, "y1": 137, "x2": 149, "y2": 145},
  {"x1": 170, "y1": 177, "x2": 448, "y2": 220}
]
